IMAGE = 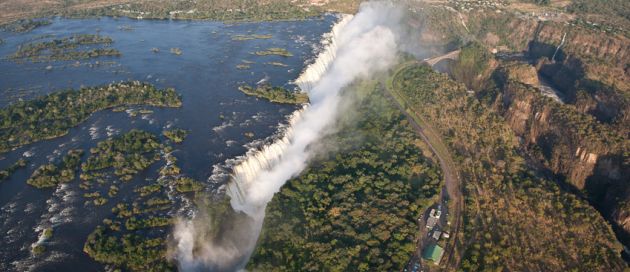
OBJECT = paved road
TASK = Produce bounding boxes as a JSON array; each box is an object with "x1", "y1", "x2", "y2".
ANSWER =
[{"x1": 385, "y1": 62, "x2": 463, "y2": 271}]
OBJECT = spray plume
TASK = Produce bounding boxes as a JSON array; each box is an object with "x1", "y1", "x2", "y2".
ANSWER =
[{"x1": 173, "y1": 2, "x2": 403, "y2": 270}]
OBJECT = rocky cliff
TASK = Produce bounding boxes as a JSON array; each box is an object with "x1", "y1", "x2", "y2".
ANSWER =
[{"x1": 492, "y1": 77, "x2": 629, "y2": 239}]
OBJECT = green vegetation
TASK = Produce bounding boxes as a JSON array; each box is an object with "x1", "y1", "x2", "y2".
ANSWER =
[
  {"x1": 236, "y1": 64, "x2": 251, "y2": 70},
  {"x1": 392, "y1": 64, "x2": 625, "y2": 271},
  {"x1": 64, "y1": 0, "x2": 323, "y2": 22},
  {"x1": 146, "y1": 197, "x2": 171, "y2": 207},
  {"x1": 108, "y1": 185, "x2": 119, "y2": 197},
  {"x1": 0, "y1": 81, "x2": 181, "y2": 153},
  {"x1": 42, "y1": 228, "x2": 53, "y2": 239},
  {"x1": 248, "y1": 81, "x2": 442, "y2": 271},
  {"x1": 135, "y1": 184, "x2": 161, "y2": 197},
  {"x1": 162, "y1": 129, "x2": 188, "y2": 144},
  {"x1": 232, "y1": 34, "x2": 273, "y2": 40},
  {"x1": 11, "y1": 34, "x2": 120, "y2": 62},
  {"x1": 175, "y1": 177, "x2": 203, "y2": 193},
  {"x1": 568, "y1": 0, "x2": 630, "y2": 21},
  {"x1": 125, "y1": 216, "x2": 171, "y2": 231},
  {"x1": 83, "y1": 227, "x2": 173, "y2": 271},
  {"x1": 170, "y1": 47, "x2": 182, "y2": 55},
  {"x1": 32, "y1": 245, "x2": 46, "y2": 255},
  {"x1": 81, "y1": 142, "x2": 200, "y2": 271},
  {"x1": 265, "y1": 62, "x2": 288, "y2": 67},
  {"x1": 3, "y1": 19, "x2": 51, "y2": 33},
  {"x1": 238, "y1": 84, "x2": 309, "y2": 104},
  {"x1": 521, "y1": 0, "x2": 549, "y2": 5},
  {"x1": 93, "y1": 197, "x2": 108, "y2": 206},
  {"x1": 450, "y1": 42, "x2": 494, "y2": 91},
  {"x1": 27, "y1": 149, "x2": 83, "y2": 188},
  {"x1": 81, "y1": 130, "x2": 160, "y2": 182},
  {"x1": 0, "y1": 159, "x2": 27, "y2": 181},
  {"x1": 254, "y1": 47, "x2": 292, "y2": 57}
]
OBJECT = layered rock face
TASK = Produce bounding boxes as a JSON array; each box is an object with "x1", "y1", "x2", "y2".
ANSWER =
[
  {"x1": 494, "y1": 79, "x2": 629, "y2": 239},
  {"x1": 408, "y1": 1, "x2": 630, "y2": 247}
]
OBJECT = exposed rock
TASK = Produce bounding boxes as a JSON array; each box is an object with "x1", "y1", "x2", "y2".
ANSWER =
[
  {"x1": 490, "y1": 79, "x2": 629, "y2": 240},
  {"x1": 503, "y1": 62, "x2": 540, "y2": 86}
]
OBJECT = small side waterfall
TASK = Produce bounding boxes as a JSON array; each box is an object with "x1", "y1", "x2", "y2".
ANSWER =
[
  {"x1": 294, "y1": 14, "x2": 353, "y2": 92},
  {"x1": 551, "y1": 32, "x2": 567, "y2": 62}
]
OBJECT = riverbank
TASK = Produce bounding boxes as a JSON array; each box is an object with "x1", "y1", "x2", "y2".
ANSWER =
[{"x1": 0, "y1": 0, "x2": 362, "y2": 26}]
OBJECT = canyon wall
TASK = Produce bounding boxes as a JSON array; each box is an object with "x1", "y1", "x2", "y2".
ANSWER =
[{"x1": 491, "y1": 76, "x2": 629, "y2": 239}]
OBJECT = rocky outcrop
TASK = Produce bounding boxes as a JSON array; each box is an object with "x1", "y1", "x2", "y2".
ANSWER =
[
  {"x1": 492, "y1": 79, "x2": 630, "y2": 237},
  {"x1": 503, "y1": 62, "x2": 540, "y2": 86},
  {"x1": 535, "y1": 56, "x2": 630, "y2": 132}
]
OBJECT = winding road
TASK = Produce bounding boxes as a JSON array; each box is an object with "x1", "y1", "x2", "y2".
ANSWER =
[{"x1": 385, "y1": 61, "x2": 464, "y2": 271}]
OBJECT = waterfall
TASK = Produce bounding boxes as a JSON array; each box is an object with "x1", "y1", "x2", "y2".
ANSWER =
[
  {"x1": 294, "y1": 14, "x2": 353, "y2": 92},
  {"x1": 226, "y1": 14, "x2": 353, "y2": 217},
  {"x1": 226, "y1": 108, "x2": 304, "y2": 214},
  {"x1": 551, "y1": 32, "x2": 566, "y2": 62},
  {"x1": 173, "y1": 2, "x2": 402, "y2": 269}
]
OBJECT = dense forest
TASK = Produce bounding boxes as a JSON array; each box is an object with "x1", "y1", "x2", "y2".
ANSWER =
[
  {"x1": 248, "y1": 81, "x2": 442, "y2": 271},
  {"x1": 0, "y1": 81, "x2": 181, "y2": 153},
  {"x1": 392, "y1": 64, "x2": 625, "y2": 271}
]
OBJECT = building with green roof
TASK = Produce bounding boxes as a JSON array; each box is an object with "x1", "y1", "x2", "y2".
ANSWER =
[{"x1": 422, "y1": 244, "x2": 444, "y2": 265}]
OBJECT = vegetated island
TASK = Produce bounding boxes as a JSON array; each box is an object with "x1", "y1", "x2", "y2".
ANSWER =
[
  {"x1": 162, "y1": 129, "x2": 188, "y2": 144},
  {"x1": 82, "y1": 138, "x2": 202, "y2": 271},
  {"x1": 11, "y1": 34, "x2": 120, "y2": 62},
  {"x1": 2, "y1": 19, "x2": 51, "y2": 33},
  {"x1": 58, "y1": 1, "x2": 332, "y2": 23},
  {"x1": 0, "y1": 159, "x2": 27, "y2": 181},
  {"x1": 81, "y1": 130, "x2": 161, "y2": 183},
  {"x1": 231, "y1": 34, "x2": 273, "y2": 41},
  {"x1": 254, "y1": 47, "x2": 293, "y2": 57},
  {"x1": 0, "y1": 81, "x2": 182, "y2": 153},
  {"x1": 238, "y1": 84, "x2": 308, "y2": 104},
  {"x1": 27, "y1": 149, "x2": 83, "y2": 188}
]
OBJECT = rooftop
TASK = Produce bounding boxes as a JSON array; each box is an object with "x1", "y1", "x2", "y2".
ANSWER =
[{"x1": 422, "y1": 244, "x2": 444, "y2": 265}]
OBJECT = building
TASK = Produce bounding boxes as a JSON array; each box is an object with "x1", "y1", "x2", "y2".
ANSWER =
[
  {"x1": 426, "y1": 208, "x2": 441, "y2": 229},
  {"x1": 426, "y1": 216, "x2": 438, "y2": 229},
  {"x1": 430, "y1": 208, "x2": 442, "y2": 219},
  {"x1": 432, "y1": 230, "x2": 442, "y2": 240},
  {"x1": 422, "y1": 244, "x2": 444, "y2": 265}
]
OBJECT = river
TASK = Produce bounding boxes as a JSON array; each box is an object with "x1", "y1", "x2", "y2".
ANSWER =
[{"x1": 0, "y1": 15, "x2": 335, "y2": 271}]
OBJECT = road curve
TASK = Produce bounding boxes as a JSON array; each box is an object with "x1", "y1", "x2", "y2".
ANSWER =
[{"x1": 384, "y1": 61, "x2": 464, "y2": 271}]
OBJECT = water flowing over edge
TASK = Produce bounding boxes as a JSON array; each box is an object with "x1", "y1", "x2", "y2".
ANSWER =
[
  {"x1": 173, "y1": 14, "x2": 354, "y2": 270},
  {"x1": 225, "y1": 107, "x2": 304, "y2": 209},
  {"x1": 224, "y1": 14, "x2": 353, "y2": 214},
  {"x1": 293, "y1": 14, "x2": 354, "y2": 93}
]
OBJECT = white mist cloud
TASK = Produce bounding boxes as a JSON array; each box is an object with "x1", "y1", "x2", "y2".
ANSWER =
[
  {"x1": 173, "y1": 1, "x2": 403, "y2": 270},
  {"x1": 231, "y1": 0, "x2": 400, "y2": 218}
]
